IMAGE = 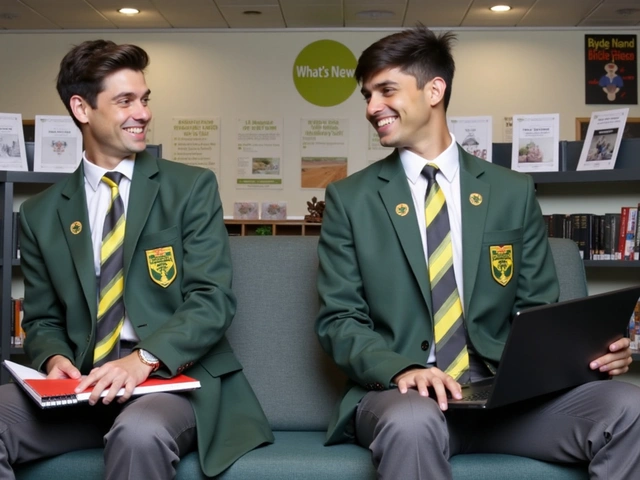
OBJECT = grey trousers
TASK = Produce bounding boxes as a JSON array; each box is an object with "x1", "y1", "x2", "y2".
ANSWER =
[
  {"x1": 0, "y1": 383, "x2": 197, "y2": 480},
  {"x1": 356, "y1": 380, "x2": 640, "y2": 479}
]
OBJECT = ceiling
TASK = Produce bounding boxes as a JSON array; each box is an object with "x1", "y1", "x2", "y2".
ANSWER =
[{"x1": 0, "y1": 0, "x2": 639, "y2": 31}]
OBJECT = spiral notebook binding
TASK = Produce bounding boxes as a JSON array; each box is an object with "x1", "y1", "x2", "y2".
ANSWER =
[{"x1": 42, "y1": 395, "x2": 79, "y2": 408}]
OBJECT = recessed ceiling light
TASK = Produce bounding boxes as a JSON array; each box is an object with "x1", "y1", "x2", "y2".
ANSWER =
[
  {"x1": 118, "y1": 8, "x2": 140, "y2": 15},
  {"x1": 243, "y1": 10, "x2": 262, "y2": 16},
  {"x1": 490, "y1": 5, "x2": 512, "y2": 12},
  {"x1": 356, "y1": 10, "x2": 395, "y2": 20}
]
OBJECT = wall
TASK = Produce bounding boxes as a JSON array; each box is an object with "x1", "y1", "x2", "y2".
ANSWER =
[{"x1": 1, "y1": 29, "x2": 638, "y2": 216}]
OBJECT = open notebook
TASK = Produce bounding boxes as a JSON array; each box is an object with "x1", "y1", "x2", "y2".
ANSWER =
[{"x1": 3, "y1": 360, "x2": 201, "y2": 409}]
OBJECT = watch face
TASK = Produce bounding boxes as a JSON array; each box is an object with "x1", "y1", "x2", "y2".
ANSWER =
[{"x1": 139, "y1": 349, "x2": 159, "y2": 365}]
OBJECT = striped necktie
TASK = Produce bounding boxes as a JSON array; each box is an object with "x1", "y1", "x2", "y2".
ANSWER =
[
  {"x1": 94, "y1": 172, "x2": 126, "y2": 366},
  {"x1": 422, "y1": 164, "x2": 470, "y2": 383}
]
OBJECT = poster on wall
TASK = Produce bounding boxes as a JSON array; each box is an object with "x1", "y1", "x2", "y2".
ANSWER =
[
  {"x1": 366, "y1": 124, "x2": 393, "y2": 165},
  {"x1": 585, "y1": 34, "x2": 637, "y2": 105},
  {"x1": 33, "y1": 115, "x2": 82, "y2": 173},
  {"x1": 236, "y1": 117, "x2": 283, "y2": 189},
  {"x1": 300, "y1": 118, "x2": 348, "y2": 189},
  {"x1": 0, "y1": 113, "x2": 28, "y2": 171},
  {"x1": 576, "y1": 108, "x2": 628, "y2": 171},
  {"x1": 510, "y1": 114, "x2": 560, "y2": 173},
  {"x1": 447, "y1": 116, "x2": 492, "y2": 162},
  {"x1": 503, "y1": 116, "x2": 513, "y2": 143},
  {"x1": 171, "y1": 117, "x2": 221, "y2": 177}
]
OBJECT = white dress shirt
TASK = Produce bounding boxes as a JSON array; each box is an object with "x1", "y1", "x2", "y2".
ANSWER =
[
  {"x1": 399, "y1": 134, "x2": 464, "y2": 364},
  {"x1": 82, "y1": 155, "x2": 138, "y2": 342}
]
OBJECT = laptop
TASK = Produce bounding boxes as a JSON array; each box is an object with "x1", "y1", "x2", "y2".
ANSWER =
[{"x1": 447, "y1": 285, "x2": 640, "y2": 409}]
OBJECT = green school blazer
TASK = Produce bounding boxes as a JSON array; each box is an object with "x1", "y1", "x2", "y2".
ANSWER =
[
  {"x1": 20, "y1": 151, "x2": 273, "y2": 476},
  {"x1": 316, "y1": 147, "x2": 559, "y2": 444}
]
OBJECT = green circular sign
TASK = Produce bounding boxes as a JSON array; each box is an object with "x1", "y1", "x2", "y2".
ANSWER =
[{"x1": 293, "y1": 40, "x2": 357, "y2": 107}]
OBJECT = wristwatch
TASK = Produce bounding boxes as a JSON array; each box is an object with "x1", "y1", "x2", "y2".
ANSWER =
[{"x1": 137, "y1": 349, "x2": 160, "y2": 372}]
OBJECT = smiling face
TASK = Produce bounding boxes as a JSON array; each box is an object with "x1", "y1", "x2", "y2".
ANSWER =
[
  {"x1": 73, "y1": 68, "x2": 151, "y2": 169},
  {"x1": 362, "y1": 67, "x2": 443, "y2": 157}
]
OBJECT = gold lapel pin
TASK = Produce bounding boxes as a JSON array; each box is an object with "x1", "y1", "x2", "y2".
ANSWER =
[
  {"x1": 469, "y1": 193, "x2": 483, "y2": 206},
  {"x1": 395, "y1": 203, "x2": 409, "y2": 216},
  {"x1": 70, "y1": 221, "x2": 82, "y2": 235}
]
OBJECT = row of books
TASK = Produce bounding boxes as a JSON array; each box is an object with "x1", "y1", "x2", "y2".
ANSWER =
[
  {"x1": 10, "y1": 297, "x2": 24, "y2": 347},
  {"x1": 543, "y1": 204, "x2": 639, "y2": 260}
]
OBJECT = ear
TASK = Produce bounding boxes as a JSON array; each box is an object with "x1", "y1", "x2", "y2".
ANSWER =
[
  {"x1": 69, "y1": 95, "x2": 89, "y2": 125},
  {"x1": 427, "y1": 77, "x2": 447, "y2": 108}
]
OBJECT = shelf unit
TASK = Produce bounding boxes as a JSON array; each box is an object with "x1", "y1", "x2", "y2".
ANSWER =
[
  {"x1": 527, "y1": 162, "x2": 640, "y2": 360},
  {"x1": 0, "y1": 171, "x2": 68, "y2": 383},
  {"x1": 224, "y1": 219, "x2": 322, "y2": 236}
]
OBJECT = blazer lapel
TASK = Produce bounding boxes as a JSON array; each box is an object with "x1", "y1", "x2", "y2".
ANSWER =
[
  {"x1": 123, "y1": 151, "x2": 159, "y2": 275},
  {"x1": 377, "y1": 152, "x2": 432, "y2": 313},
  {"x1": 459, "y1": 147, "x2": 490, "y2": 314},
  {"x1": 58, "y1": 164, "x2": 97, "y2": 320}
]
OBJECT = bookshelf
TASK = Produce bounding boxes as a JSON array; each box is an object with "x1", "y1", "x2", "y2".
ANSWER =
[
  {"x1": 224, "y1": 219, "x2": 322, "y2": 236},
  {"x1": 0, "y1": 171, "x2": 68, "y2": 383}
]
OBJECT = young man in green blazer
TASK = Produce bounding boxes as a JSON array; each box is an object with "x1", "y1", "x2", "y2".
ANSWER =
[
  {"x1": 0, "y1": 40, "x2": 272, "y2": 479},
  {"x1": 316, "y1": 25, "x2": 640, "y2": 479}
]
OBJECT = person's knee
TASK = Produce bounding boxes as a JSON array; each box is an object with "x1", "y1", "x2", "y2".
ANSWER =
[
  {"x1": 605, "y1": 382, "x2": 640, "y2": 427},
  {"x1": 374, "y1": 390, "x2": 448, "y2": 446},
  {"x1": 105, "y1": 411, "x2": 176, "y2": 455}
]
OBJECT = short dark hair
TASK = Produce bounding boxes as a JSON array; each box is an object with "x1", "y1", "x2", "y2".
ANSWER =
[
  {"x1": 354, "y1": 25, "x2": 457, "y2": 110},
  {"x1": 56, "y1": 40, "x2": 149, "y2": 128}
]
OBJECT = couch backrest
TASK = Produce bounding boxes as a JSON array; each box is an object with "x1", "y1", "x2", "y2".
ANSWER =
[
  {"x1": 226, "y1": 236, "x2": 588, "y2": 432},
  {"x1": 548, "y1": 238, "x2": 589, "y2": 301},
  {"x1": 226, "y1": 236, "x2": 343, "y2": 432}
]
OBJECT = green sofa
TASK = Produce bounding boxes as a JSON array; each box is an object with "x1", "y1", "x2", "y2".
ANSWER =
[{"x1": 15, "y1": 236, "x2": 589, "y2": 479}]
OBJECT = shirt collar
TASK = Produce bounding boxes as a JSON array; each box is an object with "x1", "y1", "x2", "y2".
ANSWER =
[
  {"x1": 400, "y1": 133, "x2": 459, "y2": 185},
  {"x1": 83, "y1": 153, "x2": 135, "y2": 192}
]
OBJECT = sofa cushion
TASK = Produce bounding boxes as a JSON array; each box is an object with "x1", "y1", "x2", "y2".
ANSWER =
[{"x1": 15, "y1": 433, "x2": 587, "y2": 480}]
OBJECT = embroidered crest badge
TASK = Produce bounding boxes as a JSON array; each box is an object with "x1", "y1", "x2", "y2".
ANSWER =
[
  {"x1": 489, "y1": 245, "x2": 513, "y2": 286},
  {"x1": 145, "y1": 246, "x2": 177, "y2": 288}
]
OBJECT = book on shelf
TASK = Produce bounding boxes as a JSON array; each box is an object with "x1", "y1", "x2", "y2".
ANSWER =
[
  {"x1": 11, "y1": 212, "x2": 20, "y2": 259},
  {"x1": 634, "y1": 202, "x2": 640, "y2": 261},
  {"x1": 11, "y1": 297, "x2": 24, "y2": 347},
  {"x1": 622, "y1": 207, "x2": 637, "y2": 261},
  {"x1": 2, "y1": 360, "x2": 201, "y2": 409}
]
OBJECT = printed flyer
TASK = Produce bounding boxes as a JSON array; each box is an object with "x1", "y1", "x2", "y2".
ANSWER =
[
  {"x1": 300, "y1": 118, "x2": 348, "y2": 189},
  {"x1": 448, "y1": 116, "x2": 492, "y2": 162},
  {"x1": 33, "y1": 115, "x2": 82, "y2": 173},
  {"x1": 236, "y1": 117, "x2": 283, "y2": 189},
  {"x1": 576, "y1": 108, "x2": 628, "y2": 171},
  {"x1": 0, "y1": 113, "x2": 28, "y2": 171},
  {"x1": 171, "y1": 117, "x2": 221, "y2": 177},
  {"x1": 511, "y1": 114, "x2": 560, "y2": 173}
]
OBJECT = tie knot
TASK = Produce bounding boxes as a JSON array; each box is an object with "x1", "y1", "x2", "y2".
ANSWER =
[
  {"x1": 421, "y1": 164, "x2": 439, "y2": 183},
  {"x1": 102, "y1": 172, "x2": 124, "y2": 188}
]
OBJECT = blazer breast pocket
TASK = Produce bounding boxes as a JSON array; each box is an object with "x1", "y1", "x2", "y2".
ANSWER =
[{"x1": 138, "y1": 225, "x2": 179, "y2": 249}]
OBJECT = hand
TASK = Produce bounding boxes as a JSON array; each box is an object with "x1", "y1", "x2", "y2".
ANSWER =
[
  {"x1": 46, "y1": 355, "x2": 81, "y2": 380},
  {"x1": 392, "y1": 367, "x2": 462, "y2": 411},
  {"x1": 590, "y1": 337, "x2": 633, "y2": 377},
  {"x1": 75, "y1": 353, "x2": 154, "y2": 406}
]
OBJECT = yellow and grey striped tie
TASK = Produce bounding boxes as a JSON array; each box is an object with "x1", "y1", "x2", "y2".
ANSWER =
[
  {"x1": 423, "y1": 164, "x2": 469, "y2": 382},
  {"x1": 94, "y1": 172, "x2": 126, "y2": 366}
]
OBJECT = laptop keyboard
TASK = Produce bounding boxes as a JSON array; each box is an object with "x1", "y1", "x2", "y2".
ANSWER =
[{"x1": 460, "y1": 389, "x2": 491, "y2": 402}]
